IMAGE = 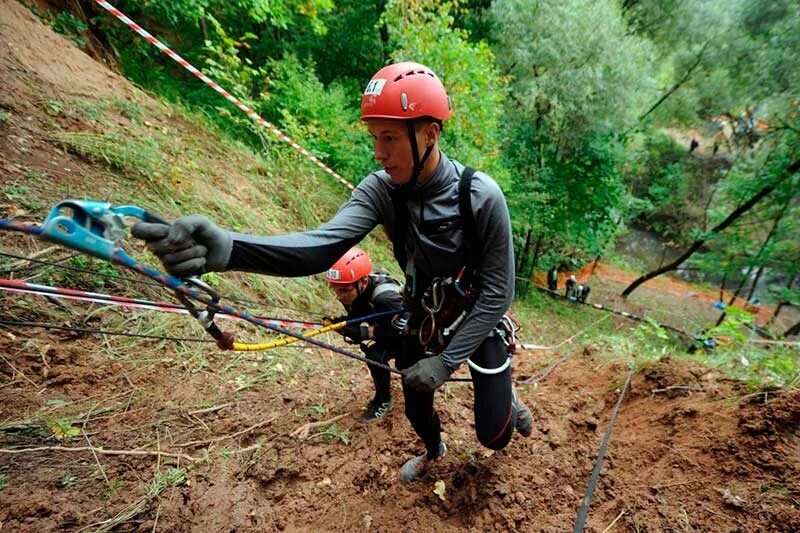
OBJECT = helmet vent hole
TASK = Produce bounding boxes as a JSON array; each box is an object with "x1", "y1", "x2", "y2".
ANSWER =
[{"x1": 401, "y1": 93, "x2": 409, "y2": 111}]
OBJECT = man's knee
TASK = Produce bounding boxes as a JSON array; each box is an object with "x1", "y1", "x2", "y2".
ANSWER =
[{"x1": 477, "y1": 425, "x2": 513, "y2": 450}]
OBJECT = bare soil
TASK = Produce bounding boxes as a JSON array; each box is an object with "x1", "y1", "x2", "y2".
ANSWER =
[{"x1": 1, "y1": 3, "x2": 799, "y2": 532}]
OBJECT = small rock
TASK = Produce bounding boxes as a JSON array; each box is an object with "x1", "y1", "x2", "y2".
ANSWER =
[{"x1": 721, "y1": 488, "x2": 746, "y2": 509}]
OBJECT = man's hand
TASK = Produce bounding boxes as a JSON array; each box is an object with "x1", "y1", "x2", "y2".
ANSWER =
[
  {"x1": 403, "y1": 356, "x2": 451, "y2": 393},
  {"x1": 132, "y1": 215, "x2": 232, "y2": 277}
]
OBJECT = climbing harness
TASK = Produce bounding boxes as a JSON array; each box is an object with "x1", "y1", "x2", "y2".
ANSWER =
[
  {"x1": 465, "y1": 315, "x2": 520, "y2": 375},
  {"x1": 418, "y1": 268, "x2": 479, "y2": 352}
]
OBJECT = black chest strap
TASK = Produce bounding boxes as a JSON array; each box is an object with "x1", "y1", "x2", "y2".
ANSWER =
[{"x1": 390, "y1": 166, "x2": 478, "y2": 273}]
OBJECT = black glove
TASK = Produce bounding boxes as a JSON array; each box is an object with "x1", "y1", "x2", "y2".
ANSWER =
[
  {"x1": 403, "y1": 356, "x2": 451, "y2": 393},
  {"x1": 132, "y1": 215, "x2": 232, "y2": 277},
  {"x1": 340, "y1": 323, "x2": 362, "y2": 343},
  {"x1": 322, "y1": 315, "x2": 346, "y2": 327}
]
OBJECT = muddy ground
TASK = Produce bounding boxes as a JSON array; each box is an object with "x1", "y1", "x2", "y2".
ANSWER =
[
  {"x1": 1, "y1": 2, "x2": 799, "y2": 532},
  {"x1": 2, "y1": 328, "x2": 799, "y2": 532}
]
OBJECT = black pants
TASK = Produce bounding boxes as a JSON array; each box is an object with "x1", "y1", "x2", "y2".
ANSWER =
[
  {"x1": 363, "y1": 344, "x2": 393, "y2": 404},
  {"x1": 396, "y1": 334, "x2": 514, "y2": 459}
]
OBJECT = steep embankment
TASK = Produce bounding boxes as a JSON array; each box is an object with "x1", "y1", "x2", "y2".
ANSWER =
[{"x1": 1, "y1": 3, "x2": 799, "y2": 532}]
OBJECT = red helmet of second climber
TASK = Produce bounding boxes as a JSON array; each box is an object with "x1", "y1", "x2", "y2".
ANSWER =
[
  {"x1": 360, "y1": 62, "x2": 452, "y2": 122},
  {"x1": 326, "y1": 247, "x2": 372, "y2": 285}
]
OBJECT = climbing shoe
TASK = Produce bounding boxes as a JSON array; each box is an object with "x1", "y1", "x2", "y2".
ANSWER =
[
  {"x1": 399, "y1": 442, "x2": 447, "y2": 483},
  {"x1": 361, "y1": 400, "x2": 392, "y2": 423},
  {"x1": 513, "y1": 392, "x2": 533, "y2": 437}
]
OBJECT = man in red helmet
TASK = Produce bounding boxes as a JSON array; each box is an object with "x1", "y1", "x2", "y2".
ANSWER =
[
  {"x1": 324, "y1": 247, "x2": 403, "y2": 423},
  {"x1": 133, "y1": 61, "x2": 532, "y2": 483}
]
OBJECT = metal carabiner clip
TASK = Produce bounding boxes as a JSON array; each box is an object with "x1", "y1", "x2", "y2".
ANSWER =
[{"x1": 175, "y1": 277, "x2": 234, "y2": 350}]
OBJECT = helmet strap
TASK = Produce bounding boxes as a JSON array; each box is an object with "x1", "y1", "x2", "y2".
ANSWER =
[{"x1": 406, "y1": 121, "x2": 434, "y2": 188}]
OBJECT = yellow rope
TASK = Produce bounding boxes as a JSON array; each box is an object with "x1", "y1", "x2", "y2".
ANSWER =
[{"x1": 231, "y1": 320, "x2": 347, "y2": 352}]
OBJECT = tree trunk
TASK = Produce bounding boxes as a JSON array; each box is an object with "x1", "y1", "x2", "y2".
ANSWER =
[
  {"x1": 745, "y1": 265, "x2": 765, "y2": 303},
  {"x1": 621, "y1": 158, "x2": 799, "y2": 297},
  {"x1": 517, "y1": 228, "x2": 532, "y2": 274},
  {"x1": 767, "y1": 273, "x2": 798, "y2": 327},
  {"x1": 624, "y1": 40, "x2": 712, "y2": 136},
  {"x1": 719, "y1": 271, "x2": 728, "y2": 302},
  {"x1": 719, "y1": 193, "x2": 792, "y2": 326},
  {"x1": 716, "y1": 264, "x2": 755, "y2": 326},
  {"x1": 376, "y1": 0, "x2": 389, "y2": 44},
  {"x1": 530, "y1": 234, "x2": 543, "y2": 274},
  {"x1": 784, "y1": 320, "x2": 800, "y2": 338}
]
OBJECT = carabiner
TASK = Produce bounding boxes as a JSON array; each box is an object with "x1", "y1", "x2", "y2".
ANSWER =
[{"x1": 175, "y1": 277, "x2": 234, "y2": 350}]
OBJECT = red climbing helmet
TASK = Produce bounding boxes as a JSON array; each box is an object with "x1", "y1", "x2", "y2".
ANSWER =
[
  {"x1": 326, "y1": 247, "x2": 372, "y2": 285},
  {"x1": 360, "y1": 62, "x2": 452, "y2": 122}
]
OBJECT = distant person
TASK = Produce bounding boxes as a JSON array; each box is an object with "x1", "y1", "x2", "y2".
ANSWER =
[
  {"x1": 324, "y1": 247, "x2": 403, "y2": 423},
  {"x1": 565, "y1": 275, "x2": 577, "y2": 301},
  {"x1": 133, "y1": 61, "x2": 532, "y2": 483},
  {"x1": 688, "y1": 329, "x2": 716, "y2": 354},
  {"x1": 689, "y1": 129, "x2": 699, "y2": 153},
  {"x1": 576, "y1": 284, "x2": 591, "y2": 303},
  {"x1": 546, "y1": 265, "x2": 558, "y2": 292}
]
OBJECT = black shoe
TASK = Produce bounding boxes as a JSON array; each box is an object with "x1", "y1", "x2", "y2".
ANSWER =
[
  {"x1": 513, "y1": 391, "x2": 533, "y2": 437},
  {"x1": 399, "y1": 442, "x2": 447, "y2": 482},
  {"x1": 361, "y1": 400, "x2": 392, "y2": 423}
]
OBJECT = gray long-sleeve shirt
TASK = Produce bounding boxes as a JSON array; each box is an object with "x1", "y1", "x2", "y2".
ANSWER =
[{"x1": 225, "y1": 152, "x2": 515, "y2": 371}]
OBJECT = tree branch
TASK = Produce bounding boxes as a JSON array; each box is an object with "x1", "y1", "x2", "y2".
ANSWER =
[{"x1": 622, "y1": 158, "x2": 800, "y2": 297}]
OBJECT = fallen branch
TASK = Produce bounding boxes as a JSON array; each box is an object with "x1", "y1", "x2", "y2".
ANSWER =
[
  {"x1": 171, "y1": 414, "x2": 279, "y2": 448},
  {"x1": 651, "y1": 385, "x2": 705, "y2": 394},
  {"x1": 0, "y1": 445, "x2": 199, "y2": 463},
  {"x1": 520, "y1": 352, "x2": 574, "y2": 384},
  {"x1": 2, "y1": 245, "x2": 61, "y2": 270},
  {"x1": 0, "y1": 352, "x2": 40, "y2": 389},
  {"x1": 187, "y1": 402, "x2": 233, "y2": 416},
  {"x1": 601, "y1": 509, "x2": 627, "y2": 533},
  {"x1": 291, "y1": 413, "x2": 349, "y2": 440}
]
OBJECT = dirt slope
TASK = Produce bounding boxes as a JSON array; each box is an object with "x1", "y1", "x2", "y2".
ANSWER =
[
  {"x1": 1, "y1": 2, "x2": 799, "y2": 532},
  {"x1": 2, "y1": 330, "x2": 798, "y2": 532}
]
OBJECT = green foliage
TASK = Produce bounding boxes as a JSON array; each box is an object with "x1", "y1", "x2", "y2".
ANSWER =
[
  {"x1": 47, "y1": 418, "x2": 81, "y2": 442},
  {"x1": 709, "y1": 305, "x2": 754, "y2": 345},
  {"x1": 382, "y1": 0, "x2": 508, "y2": 182},
  {"x1": 491, "y1": 0, "x2": 657, "y2": 147},
  {"x1": 102, "y1": 478, "x2": 125, "y2": 499},
  {"x1": 621, "y1": 130, "x2": 717, "y2": 239},
  {"x1": 292, "y1": 1, "x2": 388, "y2": 85},
  {"x1": 52, "y1": 12, "x2": 88, "y2": 48},
  {"x1": 46, "y1": 98, "x2": 63, "y2": 116},
  {"x1": 60, "y1": 473, "x2": 78, "y2": 488},
  {"x1": 0, "y1": 474, "x2": 6, "y2": 490},
  {"x1": 509, "y1": 129, "x2": 629, "y2": 274},
  {"x1": 319, "y1": 423, "x2": 351, "y2": 445},
  {"x1": 634, "y1": 316, "x2": 670, "y2": 343},
  {"x1": 0, "y1": 109, "x2": 11, "y2": 122},
  {"x1": 52, "y1": 131, "x2": 164, "y2": 179},
  {"x1": 259, "y1": 54, "x2": 373, "y2": 180}
]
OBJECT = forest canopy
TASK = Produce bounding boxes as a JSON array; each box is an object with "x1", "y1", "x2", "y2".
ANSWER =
[{"x1": 57, "y1": 0, "x2": 798, "y2": 307}]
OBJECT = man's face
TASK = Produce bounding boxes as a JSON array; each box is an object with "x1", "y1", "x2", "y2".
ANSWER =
[
  {"x1": 366, "y1": 119, "x2": 429, "y2": 185},
  {"x1": 330, "y1": 280, "x2": 364, "y2": 306}
]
